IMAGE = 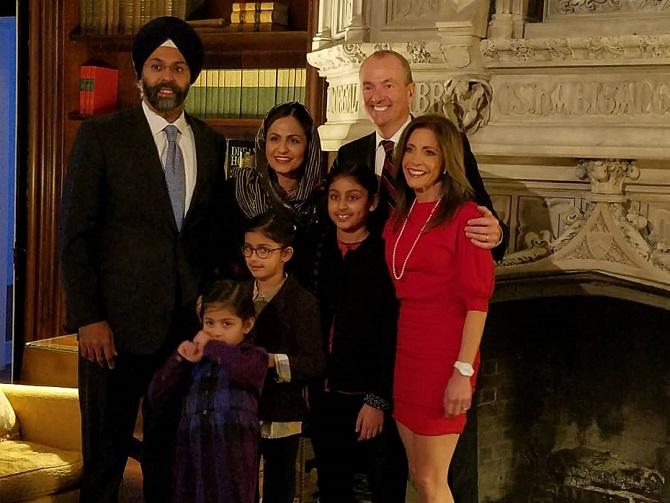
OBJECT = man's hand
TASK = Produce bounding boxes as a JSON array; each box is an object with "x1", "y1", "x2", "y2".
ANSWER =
[
  {"x1": 79, "y1": 321, "x2": 117, "y2": 369},
  {"x1": 355, "y1": 403, "x2": 384, "y2": 441},
  {"x1": 465, "y1": 205, "x2": 502, "y2": 250}
]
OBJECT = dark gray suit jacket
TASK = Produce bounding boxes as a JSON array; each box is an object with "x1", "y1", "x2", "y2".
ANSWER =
[
  {"x1": 60, "y1": 105, "x2": 230, "y2": 354},
  {"x1": 333, "y1": 131, "x2": 509, "y2": 261}
]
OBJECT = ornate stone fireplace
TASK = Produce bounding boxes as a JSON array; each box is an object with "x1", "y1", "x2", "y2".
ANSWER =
[{"x1": 308, "y1": 0, "x2": 670, "y2": 500}]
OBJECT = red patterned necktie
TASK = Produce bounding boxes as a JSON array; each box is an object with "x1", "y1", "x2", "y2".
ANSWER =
[{"x1": 381, "y1": 140, "x2": 396, "y2": 208}]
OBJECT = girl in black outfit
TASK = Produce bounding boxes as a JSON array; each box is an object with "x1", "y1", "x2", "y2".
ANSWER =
[{"x1": 311, "y1": 163, "x2": 402, "y2": 503}]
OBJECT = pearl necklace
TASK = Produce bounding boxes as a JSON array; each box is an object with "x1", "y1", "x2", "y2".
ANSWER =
[{"x1": 392, "y1": 199, "x2": 440, "y2": 280}]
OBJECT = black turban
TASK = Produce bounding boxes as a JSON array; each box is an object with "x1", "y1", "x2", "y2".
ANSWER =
[{"x1": 132, "y1": 16, "x2": 203, "y2": 84}]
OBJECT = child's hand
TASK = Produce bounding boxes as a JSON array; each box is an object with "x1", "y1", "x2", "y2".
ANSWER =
[
  {"x1": 193, "y1": 330, "x2": 213, "y2": 350},
  {"x1": 177, "y1": 340, "x2": 203, "y2": 363},
  {"x1": 355, "y1": 404, "x2": 384, "y2": 441},
  {"x1": 267, "y1": 353, "x2": 276, "y2": 368}
]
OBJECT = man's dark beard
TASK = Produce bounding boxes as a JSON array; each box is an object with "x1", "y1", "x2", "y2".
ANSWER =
[{"x1": 142, "y1": 80, "x2": 189, "y2": 114}]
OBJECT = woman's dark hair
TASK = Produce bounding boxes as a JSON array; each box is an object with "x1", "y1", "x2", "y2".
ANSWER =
[
  {"x1": 324, "y1": 162, "x2": 379, "y2": 197},
  {"x1": 245, "y1": 211, "x2": 296, "y2": 248},
  {"x1": 392, "y1": 114, "x2": 474, "y2": 231},
  {"x1": 198, "y1": 280, "x2": 255, "y2": 322}
]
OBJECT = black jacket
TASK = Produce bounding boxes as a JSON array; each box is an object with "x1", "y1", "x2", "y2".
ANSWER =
[
  {"x1": 334, "y1": 131, "x2": 509, "y2": 262},
  {"x1": 60, "y1": 105, "x2": 232, "y2": 354},
  {"x1": 253, "y1": 275, "x2": 325, "y2": 422},
  {"x1": 315, "y1": 229, "x2": 398, "y2": 403}
]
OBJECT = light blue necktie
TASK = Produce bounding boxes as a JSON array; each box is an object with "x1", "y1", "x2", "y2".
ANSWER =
[{"x1": 163, "y1": 124, "x2": 185, "y2": 231}]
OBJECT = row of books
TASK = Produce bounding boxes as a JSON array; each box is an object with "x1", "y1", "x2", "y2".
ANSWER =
[
  {"x1": 185, "y1": 68, "x2": 307, "y2": 118},
  {"x1": 79, "y1": 66, "x2": 119, "y2": 116},
  {"x1": 79, "y1": 0, "x2": 204, "y2": 35},
  {"x1": 226, "y1": 2, "x2": 289, "y2": 32}
]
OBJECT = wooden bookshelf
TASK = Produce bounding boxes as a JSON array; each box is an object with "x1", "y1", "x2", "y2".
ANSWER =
[{"x1": 23, "y1": 0, "x2": 325, "y2": 354}]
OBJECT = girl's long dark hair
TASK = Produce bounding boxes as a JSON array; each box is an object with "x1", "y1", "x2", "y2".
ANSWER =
[{"x1": 392, "y1": 114, "x2": 474, "y2": 231}]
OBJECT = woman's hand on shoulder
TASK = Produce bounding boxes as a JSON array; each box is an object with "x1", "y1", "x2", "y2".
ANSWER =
[
  {"x1": 356, "y1": 403, "x2": 384, "y2": 441},
  {"x1": 443, "y1": 372, "x2": 473, "y2": 417},
  {"x1": 177, "y1": 340, "x2": 203, "y2": 363}
]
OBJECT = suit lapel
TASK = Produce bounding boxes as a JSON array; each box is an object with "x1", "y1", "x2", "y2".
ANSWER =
[
  {"x1": 183, "y1": 117, "x2": 214, "y2": 229},
  {"x1": 126, "y1": 105, "x2": 179, "y2": 234}
]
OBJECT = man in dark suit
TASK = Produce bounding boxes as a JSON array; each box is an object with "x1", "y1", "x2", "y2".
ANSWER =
[
  {"x1": 60, "y1": 17, "x2": 231, "y2": 503},
  {"x1": 334, "y1": 50, "x2": 507, "y2": 502}
]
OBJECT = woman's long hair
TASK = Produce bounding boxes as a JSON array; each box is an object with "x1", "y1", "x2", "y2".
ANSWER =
[
  {"x1": 234, "y1": 102, "x2": 326, "y2": 220},
  {"x1": 392, "y1": 114, "x2": 474, "y2": 231}
]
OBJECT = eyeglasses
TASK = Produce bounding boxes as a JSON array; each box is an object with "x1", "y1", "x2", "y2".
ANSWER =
[
  {"x1": 143, "y1": 62, "x2": 188, "y2": 75},
  {"x1": 241, "y1": 244, "x2": 284, "y2": 259}
]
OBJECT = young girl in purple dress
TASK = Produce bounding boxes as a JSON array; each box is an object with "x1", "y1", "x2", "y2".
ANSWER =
[{"x1": 147, "y1": 280, "x2": 268, "y2": 503}]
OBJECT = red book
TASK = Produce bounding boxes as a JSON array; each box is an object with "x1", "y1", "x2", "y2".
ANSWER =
[
  {"x1": 79, "y1": 66, "x2": 87, "y2": 115},
  {"x1": 82, "y1": 65, "x2": 119, "y2": 115}
]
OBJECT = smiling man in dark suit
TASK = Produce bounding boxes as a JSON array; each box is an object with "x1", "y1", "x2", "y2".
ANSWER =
[
  {"x1": 333, "y1": 50, "x2": 507, "y2": 502},
  {"x1": 60, "y1": 17, "x2": 231, "y2": 503}
]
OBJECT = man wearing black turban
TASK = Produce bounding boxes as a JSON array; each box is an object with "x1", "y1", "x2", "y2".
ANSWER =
[{"x1": 61, "y1": 16, "x2": 235, "y2": 503}]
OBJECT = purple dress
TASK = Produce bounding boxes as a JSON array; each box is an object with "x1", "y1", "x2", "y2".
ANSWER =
[{"x1": 148, "y1": 341, "x2": 268, "y2": 503}]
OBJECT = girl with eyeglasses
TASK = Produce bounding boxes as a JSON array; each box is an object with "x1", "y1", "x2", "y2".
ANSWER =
[{"x1": 242, "y1": 211, "x2": 325, "y2": 503}]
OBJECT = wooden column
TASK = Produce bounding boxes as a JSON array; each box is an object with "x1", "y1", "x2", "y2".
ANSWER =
[{"x1": 24, "y1": 0, "x2": 70, "y2": 344}]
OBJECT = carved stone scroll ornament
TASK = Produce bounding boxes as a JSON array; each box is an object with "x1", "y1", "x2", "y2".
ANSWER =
[{"x1": 441, "y1": 79, "x2": 493, "y2": 134}]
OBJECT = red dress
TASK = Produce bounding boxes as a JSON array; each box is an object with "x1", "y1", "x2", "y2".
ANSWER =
[{"x1": 384, "y1": 200, "x2": 495, "y2": 435}]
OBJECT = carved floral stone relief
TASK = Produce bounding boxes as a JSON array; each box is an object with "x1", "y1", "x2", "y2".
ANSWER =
[
  {"x1": 481, "y1": 35, "x2": 670, "y2": 67},
  {"x1": 547, "y1": 0, "x2": 669, "y2": 15}
]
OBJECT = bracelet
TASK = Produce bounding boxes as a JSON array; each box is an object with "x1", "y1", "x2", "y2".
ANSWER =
[{"x1": 364, "y1": 393, "x2": 390, "y2": 412}]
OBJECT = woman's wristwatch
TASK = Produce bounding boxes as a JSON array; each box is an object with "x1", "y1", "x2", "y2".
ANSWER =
[{"x1": 453, "y1": 361, "x2": 474, "y2": 377}]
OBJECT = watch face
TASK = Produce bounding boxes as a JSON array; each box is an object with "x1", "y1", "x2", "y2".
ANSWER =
[{"x1": 454, "y1": 361, "x2": 474, "y2": 376}]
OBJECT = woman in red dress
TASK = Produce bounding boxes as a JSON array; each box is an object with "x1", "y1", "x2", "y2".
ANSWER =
[{"x1": 383, "y1": 114, "x2": 495, "y2": 502}]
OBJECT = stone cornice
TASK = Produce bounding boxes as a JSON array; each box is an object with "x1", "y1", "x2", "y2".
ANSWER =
[
  {"x1": 308, "y1": 40, "x2": 480, "y2": 75},
  {"x1": 481, "y1": 34, "x2": 670, "y2": 68}
]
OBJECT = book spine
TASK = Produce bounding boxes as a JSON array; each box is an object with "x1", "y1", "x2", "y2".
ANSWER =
[
  {"x1": 297, "y1": 68, "x2": 306, "y2": 104},
  {"x1": 230, "y1": 10, "x2": 287, "y2": 25},
  {"x1": 240, "y1": 68, "x2": 259, "y2": 118},
  {"x1": 216, "y1": 69, "x2": 226, "y2": 117},
  {"x1": 85, "y1": 66, "x2": 93, "y2": 115},
  {"x1": 185, "y1": 72, "x2": 202, "y2": 116},
  {"x1": 228, "y1": 70, "x2": 242, "y2": 118},
  {"x1": 79, "y1": 66, "x2": 86, "y2": 115},
  {"x1": 206, "y1": 69, "x2": 219, "y2": 118},
  {"x1": 232, "y1": 2, "x2": 288, "y2": 13}
]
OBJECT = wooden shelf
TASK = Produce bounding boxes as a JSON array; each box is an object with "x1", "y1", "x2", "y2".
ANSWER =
[
  {"x1": 69, "y1": 29, "x2": 310, "y2": 55},
  {"x1": 69, "y1": 111, "x2": 262, "y2": 138}
]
